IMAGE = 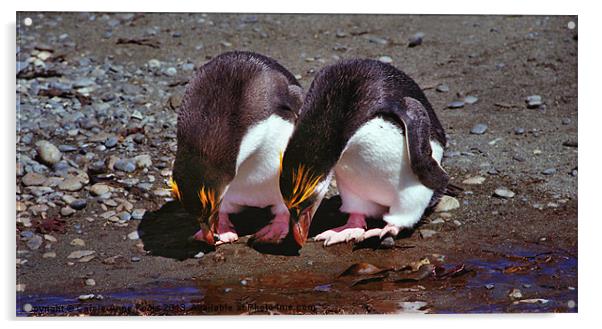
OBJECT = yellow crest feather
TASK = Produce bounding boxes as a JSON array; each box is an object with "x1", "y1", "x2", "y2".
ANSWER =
[
  {"x1": 169, "y1": 177, "x2": 182, "y2": 201},
  {"x1": 285, "y1": 164, "x2": 322, "y2": 209}
]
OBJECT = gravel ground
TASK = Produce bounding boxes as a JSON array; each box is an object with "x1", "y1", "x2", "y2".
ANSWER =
[{"x1": 16, "y1": 12, "x2": 577, "y2": 315}]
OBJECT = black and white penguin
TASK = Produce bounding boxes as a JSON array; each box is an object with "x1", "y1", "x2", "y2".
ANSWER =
[
  {"x1": 171, "y1": 51, "x2": 303, "y2": 246},
  {"x1": 279, "y1": 59, "x2": 449, "y2": 247}
]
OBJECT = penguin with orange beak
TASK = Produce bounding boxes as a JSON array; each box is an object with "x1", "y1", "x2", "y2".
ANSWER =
[
  {"x1": 171, "y1": 51, "x2": 302, "y2": 246},
  {"x1": 279, "y1": 59, "x2": 449, "y2": 247}
]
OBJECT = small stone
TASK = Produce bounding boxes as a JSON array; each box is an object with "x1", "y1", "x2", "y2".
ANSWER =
[
  {"x1": 134, "y1": 154, "x2": 152, "y2": 168},
  {"x1": 60, "y1": 207, "x2": 76, "y2": 216},
  {"x1": 436, "y1": 84, "x2": 449, "y2": 92},
  {"x1": 90, "y1": 183, "x2": 110, "y2": 196},
  {"x1": 494, "y1": 188, "x2": 515, "y2": 199},
  {"x1": 114, "y1": 159, "x2": 136, "y2": 173},
  {"x1": 104, "y1": 136, "x2": 118, "y2": 148},
  {"x1": 470, "y1": 123, "x2": 488, "y2": 135},
  {"x1": 435, "y1": 196, "x2": 460, "y2": 212},
  {"x1": 399, "y1": 301, "x2": 428, "y2": 313},
  {"x1": 165, "y1": 67, "x2": 177, "y2": 76},
  {"x1": 58, "y1": 177, "x2": 84, "y2": 191},
  {"x1": 513, "y1": 155, "x2": 526, "y2": 162},
  {"x1": 378, "y1": 56, "x2": 393, "y2": 64},
  {"x1": 220, "y1": 41, "x2": 232, "y2": 47},
  {"x1": 26, "y1": 234, "x2": 43, "y2": 250},
  {"x1": 541, "y1": 168, "x2": 557, "y2": 175},
  {"x1": 131, "y1": 209, "x2": 146, "y2": 220},
  {"x1": 453, "y1": 220, "x2": 462, "y2": 226},
  {"x1": 533, "y1": 149, "x2": 542, "y2": 155},
  {"x1": 419, "y1": 229, "x2": 438, "y2": 239},
  {"x1": 408, "y1": 32, "x2": 425, "y2": 47},
  {"x1": 118, "y1": 212, "x2": 132, "y2": 221},
  {"x1": 78, "y1": 255, "x2": 96, "y2": 263},
  {"x1": 22, "y1": 172, "x2": 46, "y2": 186},
  {"x1": 127, "y1": 231, "x2": 139, "y2": 240},
  {"x1": 78, "y1": 294, "x2": 96, "y2": 301},
  {"x1": 70, "y1": 199, "x2": 87, "y2": 210},
  {"x1": 380, "y1": 236, "x2": 395, "y2": 249},
  {"x1": 154, "y1": 189, "x2": 172, "y2": 197},
  {"x1": 70, "y1": 238, "x2": 85, "y2": 247},
  {"x1": 562, "y1": 140, "x2": 577, "y2": 148},
  {"x1": 67, "y1": 250, "x2": 96, "y2": 259},
  {"x1": 35, "y1": 140, "x2": 62, "y2": 165},
  {"x1": 462, "y1": 176, "x2": 485, "y2": 185},
  {"x1": 508, "y1": 288, "x2": 523, "y2": 300},
  {"x1": 447, "y1": 101, "x2": 465, "y2": 109},
  {"x1": 44, "y1": 234, "x2": 57, "y2": 242},
  {"x1": 485, "y1": 284, "x2": 495, "y2": 290},
  {"x1": 464, "y1": 95, "x2": 479, "y2": 104},
  {"x1": 194, "y1": 251, "x2": 205, "y2": 259},
  {"x1": 43, "y1": 251, "x2": 56, "y2": 258},
  {"x1": 85, "y1": 278, "x2": 96, "y2": 286},
  {"x1": 526, "y1": 95, "x2": 543, "y2": 109},
  {"x1": 514, "y1": 127, "x2": 525, "y2": 135},
  {"x1": 240, "y1": 279, "x2": 248, "y2": 286},
  {"x1": 148, "y1": 59, "x2": 161, "y2": 69},
  {"x1": 131, "y1": 256, "x2": 141, "y2": 262},
  {"x1": 562, "y1": 118, "x2": 572, "y2": 125}
]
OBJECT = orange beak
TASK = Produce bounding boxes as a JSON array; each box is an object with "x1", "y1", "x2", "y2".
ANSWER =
[
  {"x1": 192, "y1": 216, "x2": 218, "y2": 245},
  {"x1": 291, "y1": 206, "x2": 313, "y2": 247}
]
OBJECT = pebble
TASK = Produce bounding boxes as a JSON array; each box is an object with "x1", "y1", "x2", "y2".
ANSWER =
[
  {"x1": 494, "y1": 188, "x2": 515, "y2": 199},
  {"x1": 90, "y1": 183, "x2": 110, "y2": 196},
  {"x1": 408, "y1": 32, "x2": 425, "y2": 47},
  {"x1": 85, "y1": 278, "x2": 96, "y2": 286},
  {"x1": 128, "y1": 231, "x2": 139, "y2": 240},
  {"x1": 114, "y1": 159, "x2": 136, "y2": 173},
  {"x1": 104, "y1": 136, "x2": 118, "y2": 148},
  {"x1": 508, "y1": 288, "x2": 523, "y2": 300},
  {"x1": 464, "y1": 95, "x2": 479, "y2": 104},
  {"x1": 67, "y1": 250, "x2": 96, "y2": 259},
  {"x1": 134, "y1": 154, "x2": 152, "y2": 168},
  {"x1": 514, "y1": 127, "x2": 525, "y2": 135},
  {"x1": 436, "y1": 84, "x2": 449, "y2": 92},
  {"x1": 378, "y1": 56, "x2": 393, "y2": 64},
  {"x1": 194, "y1": 251, "x2": 205, "y2": 259},
  {"x1": 470, "y1": 123, "x2": 488, "y2": 135},
  {"x1": 131, "y1": 256, "x2": 141, "y2": 262},
  {"x1": 447, "y1": 101, "x2": 465, "y2": 109},
  {"x1": 78, "y1": 294, "x2": 97, "y2": 301},
  {"x1": 562, "y1": 140, "x2": 577, "y2": 148},
  {"x1": 541, "y1": 168, "x2": 557, "y2": 175},
  {"x1": 485, "y1": 284, "x2": 495, "y2": 290},
  {"x1": 131, "y1": 209, "x2": 146, "y2": 220},
  {"x1": 70, "y1": 199, "x2": 87, "y2": 210},
  {"x1": 43, "y1": 251, "x2": 57, "y2": 258},
  {"x1": 462, "y1": 176, "x2": 485, "y2": 185},
  {"x1": 380, "y1": 236, "x2": 395, "y2": 249},
  {"x1": 60, "y1": 207, "x2": 76, "y2": 216},
  {"x1": 526, "y1": 95, "x2": 543, "y2": 109},
  {"x1": 118, "y1": 211, "x2": 132, "y2": 221},
  {"x1": 35, "y1": 140, "x2": 62, "y2": 165},
  {"x1": 148, "y1": 59, "x2": 161, "y2": 69},
  {"x1": 70, "y1": 238, "x2": 86, "y2": 246},
  {"x1": 26, "y1": 234, "x2": 43, "y2": 250},
  {"x1": 58, "y1": 177, "x2": 84, "y2": 191},
  {"x1": 434, "y1": 196, "x2": 460, "y2": 212},
  {"x1": 419, "y1": 229, "x2": 438, "y2": 239},
  {"x1": 165, "y1": 67, "x2": 177, "y2": 76},
  {"x1": 22, "y1": 172, "x2": 46, "y2": 186}
]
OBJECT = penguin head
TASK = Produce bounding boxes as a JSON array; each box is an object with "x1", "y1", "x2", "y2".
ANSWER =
[
  {"x1": 171, "y1": 151, "x2": 226, "y2": 245},
  {"x1": 279, "y1": 154, "x2": 331, "y2": 247}
]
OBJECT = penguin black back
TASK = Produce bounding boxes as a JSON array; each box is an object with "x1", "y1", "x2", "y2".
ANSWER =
[{"x1": 174, "y1": 51, "x2": 302, "y2": 215}]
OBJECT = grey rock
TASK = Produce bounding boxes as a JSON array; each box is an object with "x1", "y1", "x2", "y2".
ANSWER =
[
  {"x1": 494, "y1": 188, "x2": 515, "y2": 199},
  {"x1": 435, "y1": 196, "x2": 460, "y2": 212},
  {"x1": 60, "y1": 207, "x2": 76, "y2": 216},
  {"x1": 67, "y1": 250, "x2": 96, "y2": 259},
  {"x1": 131, "y1": 209, "x2": 146, "y2": 220},
  {"x1": 378, "y1": 56, "x2": 393, "y2": 64},
  {"x1": 165, "y1": 67, "x2": 177, "y2": 76},
  {"x1": 514, "y1": 127, "x2": 525, "y2": 135},
  {"x1": 408, "y1": 32, "x2": 425, "y2": 47},
  {"x1": 526, "y1": 95, "x2": 543, "y2": 109},
  {"x1": 464, "y1": 95, "x2": 479, "y2": 104},
  {"x1": 134, "y1": 154, "x2": 152, "y2": 168},
  {"x1": 90, "y1": 183, "x2": 110, "y2": 196},
  {"x1": 26, "y1": 234, "x2": 43, "y2": 250},
  {"x1": 194, "y1": 251, "x2": 205, "y2": 259},
  {"x1": 70, "y1": 199, "x2": 87, "y2": 210},
  {"x1": 131, "y1": 256, "x2": 141, "y2": 262},
  {"x1": 35, "y1": 140, "x2": 62, "y2": 165},
  {"x1": 448, "y1": 101, "x2": 465, "y2": 109},
  {"x1": 85, "y1": 278, "x2": 96, "y2": 286},
  {"x1": 470, "y1": 123, "x2": 488, "y2": 135},
  {"x1": 380, "y1": 236, "x2": 395, "y2": 249},
  {"x1": 104, "y1": 136, "x2": 118, "y2": 148},
  {"x1": 118, "y1": 211, "x2": 132, "y2": 221},
  {"x1": 58, "y1": 145, "x2": 78, "y2": 152},
  {"x1": 562, "y1": 118, "x2": 572, "y2": 125},
  {"x1": 420, "y1": 229, "x2": 438, "y2": 239},
  {"x1": 436, "y1": 84, "x2": 449, "y2": 92},
  {"x1": 58, "y1": 177, "x2": 84, "y2": 191},
  {"x1": 114, "y1": 159, "x2": 136, "y2": 173},
  {"x1": 22, "y1": 172, "x2": 46, "y2": 186},
  {"x1": 542, "y1": 168, "x2": 557, "y2": 175},
  {"x1": 127, "y1": 231, "x2": 139, "y2": 240},
  {"x1": 485, "y1": 284, "x2": 495, "y2": 290},
  {"x1": 513, "y1": 155, "x2": 526, "y2": 162},
  {"x1": 563, "y1": 140, "x2": 577, "y2": 148}
]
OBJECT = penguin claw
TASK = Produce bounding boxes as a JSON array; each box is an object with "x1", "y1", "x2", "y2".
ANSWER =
[
  {"x1": 315, "y1": 228, "x2": 365, "y2": 246},
  {"x1": 362, "y1": 224, "x2": 401, "y2": 241},
  {"x1": 215, "y1": 232, "x2": 239, "y2": 246},
  {"x1": 249, "y1": 214, "x2": 290, "y2": 245}
]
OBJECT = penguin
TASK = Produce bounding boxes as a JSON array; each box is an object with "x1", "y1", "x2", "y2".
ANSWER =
[
  {"x1": 171, "y1": 51, "x2": 303, "y2": 246},
  {"x1": 279, "y1": 59, "x2": 449, "y2": 247}
]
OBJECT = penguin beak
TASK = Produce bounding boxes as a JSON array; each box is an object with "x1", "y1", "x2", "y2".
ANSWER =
[
  {"x1": 192, "y1": 216, "x2": 218, "y2": 246},
  {"x1": 291, "y1": 205, "x2": 314, "y2": 247}
]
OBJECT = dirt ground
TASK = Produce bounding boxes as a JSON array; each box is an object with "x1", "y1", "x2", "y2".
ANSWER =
[{"x1": 16, "y1": 13, "x2": 577, "y2": 315}]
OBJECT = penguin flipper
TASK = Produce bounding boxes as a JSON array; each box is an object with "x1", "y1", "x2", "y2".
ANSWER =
[{"x1": 378, "y1": 97, "x2": 449, "y2": 191}]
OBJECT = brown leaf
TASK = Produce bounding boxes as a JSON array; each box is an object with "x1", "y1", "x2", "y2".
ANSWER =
[{"x1": 339, "y1": 262, "x2": 388, "y2": 277}]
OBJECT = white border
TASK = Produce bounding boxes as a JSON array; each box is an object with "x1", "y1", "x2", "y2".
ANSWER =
[{"x1": 2, "y1": 0, "x2": 596, "y2": 328}]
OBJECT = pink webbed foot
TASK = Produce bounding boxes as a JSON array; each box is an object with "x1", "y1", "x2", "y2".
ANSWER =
[
  {"x1": 314, "y1": 213, "x2": 367, "y2": 246},
  {"x1": 249, "y1": 213, "x2": 290, "y2": 245},
  {"x1": 362, "y1": 223, "x2": 401, "y2": 240},
  {"x1": 215, "y1": 212, "x2": 239, "y2": 246}
]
